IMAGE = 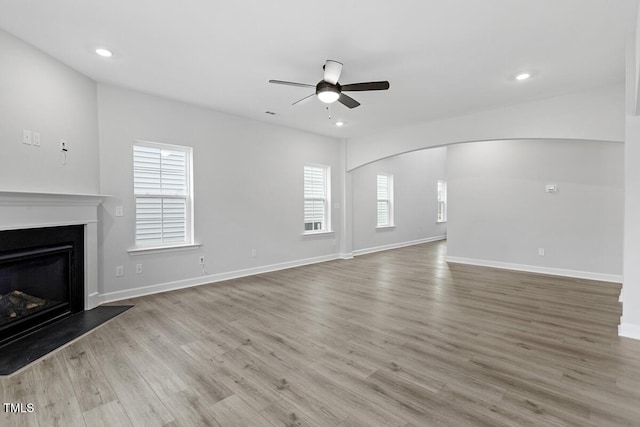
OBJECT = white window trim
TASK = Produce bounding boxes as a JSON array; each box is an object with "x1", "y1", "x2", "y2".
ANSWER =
[
  {"x1": 133, "y1": 140, "x2": 194, "y2": 250},
  {"x1": 128, "y1": 243, "x2": 201, "y2": 256},
  {"x1": 303, "y1": 164, "x2": 332, "y2": 235},
  {"x1": 376, "y1": 225, "x2": 396, "y2": 230},
  {"x1": 376, "y1": 173, "x2": 394, "y2": 228},
  {"x1": 300, "y1": 230, "x2": 335, "y2": 237}
]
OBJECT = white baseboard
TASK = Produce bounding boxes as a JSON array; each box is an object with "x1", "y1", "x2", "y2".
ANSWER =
[
  {"x1": 86, "y1": 292, "x2": 100, "y2": 310},
  {"x1": 353, "y1": 235, "x2": 446, "y2": 257},
  {"x1": 339, "y1": 252, "x2": 354, "y2": 260},
  {"x1": 619, "y1": 322, "x2": 640, "y2": 340},
  {"x1": 100, "y1": 253, "x2": 340, "y2": 304},
  {"x1": 445, "y1": 256, "x2": 623, "y2": 283}
]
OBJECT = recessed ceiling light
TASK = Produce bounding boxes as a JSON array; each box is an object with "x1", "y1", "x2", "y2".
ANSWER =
[
  {"x1": 515, "y1": 72, "x2": 531, "y2": 81},
  {"x1": 335, "y1": 121, "x2": 344, "y2": 127},
  {"x1": 95, "y1": 48, "x2": 113, "y2": 58}
]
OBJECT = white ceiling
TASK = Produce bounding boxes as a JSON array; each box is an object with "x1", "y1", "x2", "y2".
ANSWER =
[{"x1": 0, "y1": 0, "x2": 637, "y2": 139}]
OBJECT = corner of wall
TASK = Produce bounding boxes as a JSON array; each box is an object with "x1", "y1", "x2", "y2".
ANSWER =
[{"x1": 619, "y1": 321, "x2": 640, "y2": 340}]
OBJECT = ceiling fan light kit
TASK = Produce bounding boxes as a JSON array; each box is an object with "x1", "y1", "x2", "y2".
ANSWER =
[
  {"x1": 269, "y1": 59, "x2": 390, "y2": 109},
  {"x1": 316, "y1": 81, "x2": 340, "y2": 103}
]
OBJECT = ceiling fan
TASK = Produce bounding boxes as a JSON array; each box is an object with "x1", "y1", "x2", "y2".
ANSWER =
[{"x1": 269, "y1": 60, "x2": 390, "y2": 109}]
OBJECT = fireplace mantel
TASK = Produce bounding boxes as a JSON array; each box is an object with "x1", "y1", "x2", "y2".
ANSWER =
[
  {"x1": 0, "y1": 190, "x2": 108, "y2": 309},
  {"x1": 0, "y1": 190, "x2": 105, "y2": 203}
]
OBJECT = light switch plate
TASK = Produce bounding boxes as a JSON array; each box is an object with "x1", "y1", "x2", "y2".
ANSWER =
[{"x1": 32, "y1": 132, "x2": 41, "y2": 147}]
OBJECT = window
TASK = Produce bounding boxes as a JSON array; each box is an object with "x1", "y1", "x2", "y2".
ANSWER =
[
  {"x1": 437, "y1": 179, "x2": 447, "y2": 223},
  {"x1": 304, "y1": 164, "x2": 331, "y2": 233},
  {"x1": 133, "y1": 142, "x2": 193, "y2": 247},
  {"x1": 377, "y1": 173, "x2": 394, "y2": 227}
]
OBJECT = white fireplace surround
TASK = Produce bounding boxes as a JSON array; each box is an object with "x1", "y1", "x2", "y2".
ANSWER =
[{"x1": 0, "y1": 190, "x2": 106, "y2": 310}]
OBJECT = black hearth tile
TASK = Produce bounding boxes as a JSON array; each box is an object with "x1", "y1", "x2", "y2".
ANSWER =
[{"x1": 0, "y1": 305, "x2": 132, "y2": 375}]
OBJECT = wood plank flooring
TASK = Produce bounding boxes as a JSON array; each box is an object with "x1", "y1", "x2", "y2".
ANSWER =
[{"x1": 2, "y1": 240, "x2": 640, "y2": 426}]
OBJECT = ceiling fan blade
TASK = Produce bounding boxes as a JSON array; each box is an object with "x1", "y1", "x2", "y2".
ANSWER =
[
  {"x1": 269, "y1": 80, "x2": 315, "y2": 88},
  {"x1": 338, "y1": 93, "x2": 360, "y2": 109},
  {"x1": 292, "y1": 93, "x2": 316, "y2": 106},
  {"x1": 323, "y1": 60, "x2": 343, "y2": 84},
  {"x1": 341, "y1": 81, "x2": 390, "y2": 91}
]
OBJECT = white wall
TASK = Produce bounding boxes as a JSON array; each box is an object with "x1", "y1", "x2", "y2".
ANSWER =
[
  {"x1": 97, "y1": 84, "x2": 343, "y2": 300},
  {"x1": 0, "y1": 29, "x2": 99, "y2": 194},
  {"x1": 351, "y1": 148, "x2": 447, "y2": 254},
  {"x1": 623, "y1": 115, "x2": 640, "y2": 337},
  {"x1": 346, "y1": 85, "x2": 625, "y2": 171},
  {"x1": 620, "y1": 21, "x2": 640, "y2": 338},
  {"x1": 2, "y1": 26, "x2": 633, "y2": 323},
  {"x1": 446, "y1": 139, "x2": 624, "y2": 281}
]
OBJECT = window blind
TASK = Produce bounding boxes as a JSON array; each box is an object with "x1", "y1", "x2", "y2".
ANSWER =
[
  {"x1": 377, "y1": 174, "x2": 392, "y2": 227},
  {"x1": 437, "y1": 180, "x2": 447, "y2": 223},
  {"x1": 133, "y1": 144, "x2": 188, "y2": 246},
  {"x1": 304, "y1": 165, "x2": 328, "y2": 232}
]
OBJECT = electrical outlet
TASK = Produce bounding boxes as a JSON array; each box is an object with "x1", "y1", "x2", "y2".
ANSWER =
[
  {"x1": 136, "y1": 264, "x2": 143, "y2": 274},
  {"x1": 32, "y1": 132, "x2": 41, "y2": 147},
  {"x1": 251, "y1": 249, "x2": 257, "y2": 258},
  {"x1": 115, "y1": 206, "x2": 124, "y2": 217},
  {"x1": 116, "y1": 266, "x2": 124, "y2": 277},
  {"x1": 199, "y1": 256, "x2": 205, "y2": 265},
  {"x1": 22, "y1": 129, "x2": 32, "y2": 145},
  {"x1": 538, "y1": 248, "x2": 545, "y2": 256}
]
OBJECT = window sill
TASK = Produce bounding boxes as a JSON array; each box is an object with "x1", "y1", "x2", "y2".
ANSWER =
[
  {"x1": 376, "y1": 225, "x2": 396, "y2": 230},
  {"x1": 128, "y1": 243, "x2": 201, "y2": 256},
  {"x1": 302, "y1": 230, "x2": 335, "y2": 237}
]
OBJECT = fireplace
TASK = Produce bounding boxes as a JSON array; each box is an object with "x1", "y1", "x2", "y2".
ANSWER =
[
  {"x1": 0, "y1": 225, "x2": 84, "y2": 346},
  {"x1": 0, "y1": 191, "x2": 103, "y2": 313}
]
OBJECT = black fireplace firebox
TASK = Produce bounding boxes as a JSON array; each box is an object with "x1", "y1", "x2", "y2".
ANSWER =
[{"x1": 0, "y1": 225, "x2": 84, "y2": 346}]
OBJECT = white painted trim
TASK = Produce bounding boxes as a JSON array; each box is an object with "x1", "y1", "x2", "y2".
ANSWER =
[
  {"x1": 445, "y1": 256, "x2": 623, "y2": 283},
  {"x1": 353, "y1": 235, "x2": 446, "y2": 257},
  {"x1": 301, "y1": 231, "x2": 335, "y2": 237},
  {"x1": 619, "y1": 322, "x2": 640, "y2": 340},
  {"x1": 339, "y1": 252, "x2": 354, "y2": 260},
  {"x1": 128, "y1": 243, "x2": 201, "y2": 256},
  {"x1": 375, "y1": 225, "x2": 396, "y2": 230},
  {"x1": 0, "y1": 220, "x2": 98, "y2": 232},
  {"x1": 0, "y1": 190, "x2": 107, "y2": 206},
  {"x1": 84, "y1": 222, "x2": 100, "y2": 310},
  {"x1": 100, "y1": 253, "x2": 340, "y2": 304},
  {"x1": 87, "y1": 292, "x2": 101, "y2": 309}
]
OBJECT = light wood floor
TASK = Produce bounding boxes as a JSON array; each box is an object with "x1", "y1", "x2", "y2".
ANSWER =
[{"x1": 2, "y1": 240, "x2": 640, "y2": 426}]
